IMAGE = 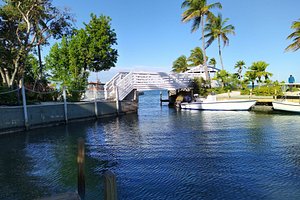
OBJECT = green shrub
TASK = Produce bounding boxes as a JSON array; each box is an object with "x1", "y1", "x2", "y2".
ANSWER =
[
  {"x1": 190, "y1": 77, "x2": 209, "y2": 97},
  {"x1": 253, "y1": 85, "x2": 282, "y2": 96},
  {"x1": 0, "y1": 86, "x2": 20, "y2": 105}
]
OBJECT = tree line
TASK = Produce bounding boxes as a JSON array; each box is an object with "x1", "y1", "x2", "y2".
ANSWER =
[
  {"x1": 0, "y1": 0, "x2": 118, "y2": 101},
  {"x1": 175, "y1": 0, "x2": 299, "y2": 91}
]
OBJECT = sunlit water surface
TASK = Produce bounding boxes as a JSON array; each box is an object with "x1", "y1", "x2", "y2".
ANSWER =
[{"x1": 1, "y1": 91, "x2": 300, "y2": 199}]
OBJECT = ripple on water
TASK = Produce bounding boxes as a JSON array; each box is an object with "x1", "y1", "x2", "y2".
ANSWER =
[{"x1": 1, "y1": 91, "x2": 300, "y2": 199}]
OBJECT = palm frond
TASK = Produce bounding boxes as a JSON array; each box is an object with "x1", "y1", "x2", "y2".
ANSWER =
[
  {"x1": 205, "y1": 36, "x2": 214, "y2": 49},
  {"x1": 286, "y1": 19, "x2": 300, "y2": 52}
]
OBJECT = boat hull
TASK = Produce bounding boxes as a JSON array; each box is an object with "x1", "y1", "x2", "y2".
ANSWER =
[
  {"x1": 272, "y1": 101, "x2": 300, "y2": 113},
  {"x1": 181, "y1": 100, "x2": 256, "y2": 111}
]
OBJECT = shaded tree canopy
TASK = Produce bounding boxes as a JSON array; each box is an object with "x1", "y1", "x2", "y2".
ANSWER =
[
  {"x1": 46, "y1": 14, "x2": 118, "y2": 100},
  {"x1": 0, "y1": 0, "x2": 73, "y2": 87}
]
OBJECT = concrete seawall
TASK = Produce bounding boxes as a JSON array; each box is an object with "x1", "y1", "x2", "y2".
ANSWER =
[{"x1": 0, "y1": 100, "x2": 138, "y2": 134}]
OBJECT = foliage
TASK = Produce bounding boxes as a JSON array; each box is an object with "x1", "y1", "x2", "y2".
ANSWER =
[
  {"x1": 209, "y1": 58, "x2": 216, "y2": 67},
  {"x1": 172, "y1": 55, "x2": 189, "y2": 73},
  {"x1": 213, "y1": 69, "x2": 239, "y2": 90},
  {"x1": 240, "y1": 81, "x2": 283, "y2": 96},
  {"x1": 234, "y1": 60, "x2": 246, "y2": 79},
  {"x1": 181, "y1": 0, "x2": 222, "y2": 83},
  {"x1": 0, "y1": 0, "x2": 73, "y2": 87},
  {"x1": 214, "y1": 69, "x2": 229, "y2": 87},
  {"x1": 84, "y1": 14, "x2": 118, "y2": 72},
  {"x1": 188, "y1": 47, "x2": 205, "y2": 66},
  {"x1": 46, "y1": 37, "x2": 88, "y2": 101},
  {"x1": 46, "y1": 14, "x2": 118, "y2": 101},
  {"x1": 0, "y1": 86, "x2": 19, "y2": 105},
  {"x1": 244, "y1": 61, "x2": 272, "y2": 90},
  {"x1": 205, "y1": 13, "x2": 235, "y2": 70},
  {"x1": 190, "y1": 77, "x2": 209, "y2": 96},
  {"x1": 254, "y1": 85, "x2": 283, "y2": 96},
  {"x1": 234, "y1": 60, "x2": 246, "y2": 89},
  {"x1": 285, "y1": 18, "x2": 300, "y2": 52}
]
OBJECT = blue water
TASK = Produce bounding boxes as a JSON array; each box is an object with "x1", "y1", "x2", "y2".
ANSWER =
[{"x1": 1, "y1": 90, "x2": 300, "y2": 199}]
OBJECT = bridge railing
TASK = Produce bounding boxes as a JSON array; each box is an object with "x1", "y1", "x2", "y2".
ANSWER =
[
  {"x1": 117, "y1": 72, "x2": 135, "y2": 100},
  {"x1": 104, "y1": 72, "x2": 129, "y2": 100},
  {"x1": 104, "y1": 71, "x2": 203, "y2": 101}
]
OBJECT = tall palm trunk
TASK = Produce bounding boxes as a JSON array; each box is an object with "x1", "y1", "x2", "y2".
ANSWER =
[
  {"x1": 201, "y1": 15, "x2": 210, "y2": 86},
  {"x1": 218, "y1": 37, "x2": 224, "y2": 70}
]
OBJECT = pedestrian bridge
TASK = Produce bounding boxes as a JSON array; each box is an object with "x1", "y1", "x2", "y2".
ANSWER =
[{"x1": 104, "y1": 70, "x2": 218, "y2": 100}]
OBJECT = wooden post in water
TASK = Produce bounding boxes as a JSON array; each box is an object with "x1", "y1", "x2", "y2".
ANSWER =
[
  {"x1": 104, "y1": 170, "x2": 117, "y2": 200},
  {"x1": 160, "y1": 91, "x2": 162, "y2": 106},
  {"x1": 77, "y1": 138, "x2": 85, "y2": 199}
]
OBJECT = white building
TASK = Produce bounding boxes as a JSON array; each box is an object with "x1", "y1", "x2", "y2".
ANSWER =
[{"x1": 183, "y1": 65, "x2": 220, "y2": 87}]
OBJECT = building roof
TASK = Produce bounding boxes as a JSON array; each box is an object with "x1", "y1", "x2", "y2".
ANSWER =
[{"x1": 184, "y1": 65, "x2": 220, "y2": 74}]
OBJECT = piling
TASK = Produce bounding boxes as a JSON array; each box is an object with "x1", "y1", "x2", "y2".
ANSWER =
[
  {"x1": 160, "y1": 91, "x2": 162, "y2": 106},
  {"x1": 77, "y1": 138, "x2": 85, "y2": 199},
  {"x1": 63, "y1": 86, "x2": 68, "y2": 124},
  {"x1": 94, "y1": 85, "x2": 98, "y2": 118},
  {"x1": 21, "y1": 78, "x2": 29, "y2": 130},
  {"x1": 104, "y1": 170, "x2": 117, "y2": 200}
]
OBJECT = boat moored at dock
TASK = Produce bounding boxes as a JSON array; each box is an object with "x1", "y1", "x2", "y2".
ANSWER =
[
  {"x1": 180, "y1": 95, "x2": 257, "y2": 111},
  {"x1": 272, "y1": 100, "x2": 300, "y2": 113}
]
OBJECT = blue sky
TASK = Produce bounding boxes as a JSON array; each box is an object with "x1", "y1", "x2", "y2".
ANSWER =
[{"x1": 52, "y1": 0, "x2": 300, "y2": 83}]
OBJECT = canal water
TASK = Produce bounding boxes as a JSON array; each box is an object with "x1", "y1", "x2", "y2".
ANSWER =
[{"x1": 1, "y1": 90, "x2": 300, "y2": 200}]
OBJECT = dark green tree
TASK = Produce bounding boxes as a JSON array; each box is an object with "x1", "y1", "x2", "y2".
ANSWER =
[
  {"x1": 84, "y1": 14, "x2": 118, "y2": 72},
  {"x1": 0, "y1": 0, "x2": 73, "y2": 88},
  {"x1": 46, "y1": 14, "x2": 118, "y2": 101}
]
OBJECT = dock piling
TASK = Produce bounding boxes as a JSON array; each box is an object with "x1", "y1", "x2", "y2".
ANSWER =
[
  {"x1": 104, "y1": 170, "x2": 117, "y2": 200},
  {"x1": 160, "y1": 91, "x2": 162, "y2": 106}
]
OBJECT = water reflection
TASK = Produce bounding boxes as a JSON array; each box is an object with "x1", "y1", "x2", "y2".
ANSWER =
[{"x1": 1, "y1": 91, "x2": 300, "y2": 199}]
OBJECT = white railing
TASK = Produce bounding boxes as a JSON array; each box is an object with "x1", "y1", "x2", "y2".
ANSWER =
[
  {"x1": 117, "y1": 72, "x2": 135, "y2": 100},
  {"x1": 104, "y1": 72, "x2": 129, "y2": 100},
  {"x1": 104, "y1": 71, "x2": 219, "y2": 101}
]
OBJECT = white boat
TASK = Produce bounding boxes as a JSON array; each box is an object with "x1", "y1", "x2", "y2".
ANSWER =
[
  {"x1": 180, "y1": 95, "x2": 256, "y2": 111},
  {"x1": 272, "y1": 100, "x2": 300, "y2": 113}
]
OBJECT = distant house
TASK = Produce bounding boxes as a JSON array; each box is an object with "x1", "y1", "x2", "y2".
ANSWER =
[
  {"x1": 183, "y1": 65, "x2": 220, "y2": 87},
  {"x1": 83, "y1": 81, "x2": 105, "y2": 100}
]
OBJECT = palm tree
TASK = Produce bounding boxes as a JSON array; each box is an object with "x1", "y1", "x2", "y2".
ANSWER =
[
  {"x1": 244, "y1": 70, "x2": 256, "y2": 90},
  {"x1": 215, "y1": 69, "x2": 229, "y2": 88},
  {"x1": 234, "y1": 60, "x2": 246, "y2": 89},
  {"x1": 234, "y1": 60, "x2": 246, "y2": 80},
  {"x1": 246, "y1": 61, "x2": 273, "y2": 89},
  {"x1": 209, "y1": 58, "x2": 216, "y2": 67},
  {"x1": 172, "y1": 55, "x2": 189, "y2": 73},
  {"x1": 285, "y1": 19, "x2": 300, "y2": 52},
  {"x1": 181, "y1": 0, "x2": 222, "y2": 83},
  {"x1": 188, "y1": 47, "x2": 204, "y2": 66},
  {"x1": 204, "y1": 13, "x2": 235, "y2": 70}
]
